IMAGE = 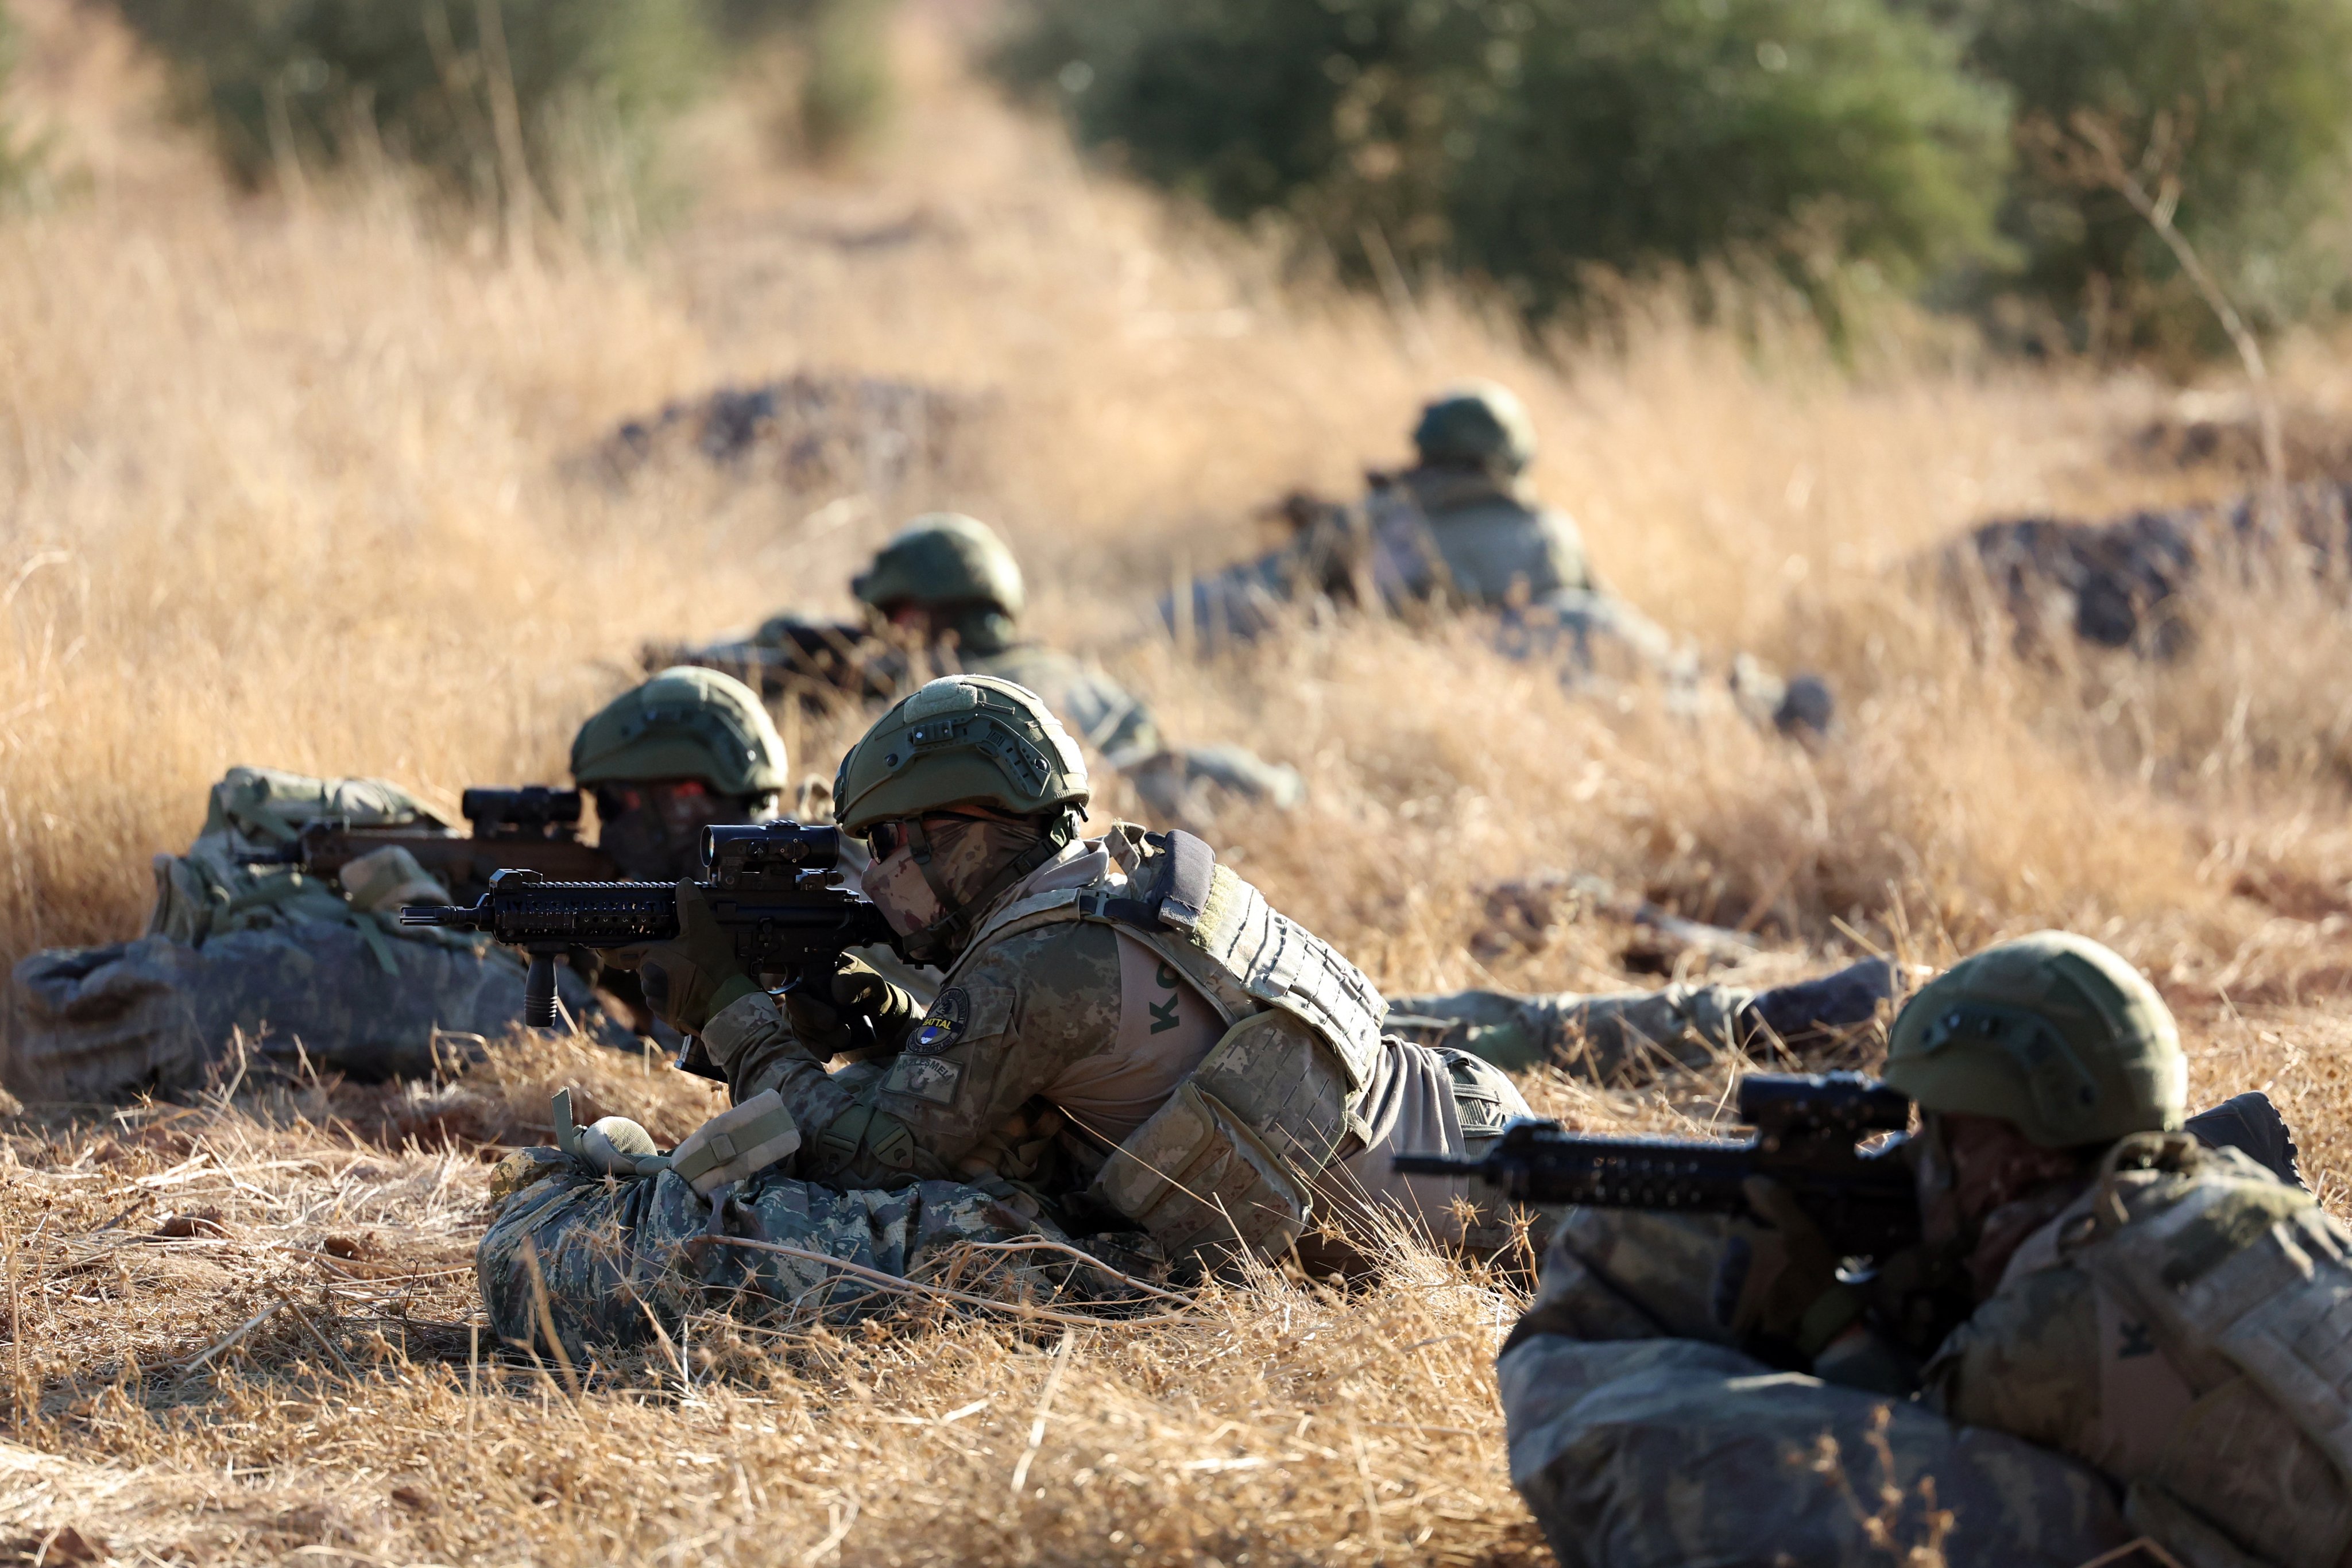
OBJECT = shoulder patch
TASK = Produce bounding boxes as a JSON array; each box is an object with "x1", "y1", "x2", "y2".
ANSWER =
[
  {"x1": 884, "y1": 1055, "x2": 964, "y2": 1106},
  {"x1": 910, "y1": 986, "x2": 972, "y2": 1056}
]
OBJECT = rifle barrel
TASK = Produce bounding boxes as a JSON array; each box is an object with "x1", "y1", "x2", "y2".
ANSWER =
[{"x1": 1391, "y1": 1153, "x2": 1484, "y2": 1177}]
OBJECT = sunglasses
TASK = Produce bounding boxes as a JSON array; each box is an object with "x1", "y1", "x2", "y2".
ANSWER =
[{"x1": 866, "y1": 811, "x2": 993, "y2": 860}]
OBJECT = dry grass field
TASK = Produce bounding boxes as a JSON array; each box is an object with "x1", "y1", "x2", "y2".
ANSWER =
[{"x1": 4, "y1": 1, "x2": 2352, "y2": 1562}]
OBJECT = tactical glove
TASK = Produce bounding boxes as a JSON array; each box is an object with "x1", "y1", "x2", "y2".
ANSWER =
[
  {"x1": 784, "y1": 953, "x2": 918, "y2": 1058},
  {"x1": 606, "y1": 880, "x2": 761, "y2": 1036},
  {"x1": 1717, "y1": 1176, "x2": 1862, "y2": 1358}
]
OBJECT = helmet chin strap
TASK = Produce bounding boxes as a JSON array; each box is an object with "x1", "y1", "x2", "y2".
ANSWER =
[{"x1": 898, "y1": 809, "x2": 1080, "y2": 965}]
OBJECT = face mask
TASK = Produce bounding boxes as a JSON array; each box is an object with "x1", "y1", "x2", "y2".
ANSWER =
[
  {"x1": 1914, "y1": 1113, "x2": 1968, "y2": 1253},
  {"x1": 599, "y1": 783, "x2": 757, "y2": 881},
  {"x1": 861, "y1": 843, "x2": 947, "y2": 936}
]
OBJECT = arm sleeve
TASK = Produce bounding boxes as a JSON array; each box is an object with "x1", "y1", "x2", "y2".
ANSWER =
[
  {"x1": 703, "y1": 924, "x2": 1127, "y2": 1184},
  {"x1": 1058, "y1": 667, "x2": 1164, "y2": 764},
  {"x1": 1920, "y1": 1266, "x2": 2103, "y2": 1453},
  {"x1": 1543, "y1": 508, "x2": 1603, "y2": 595}
]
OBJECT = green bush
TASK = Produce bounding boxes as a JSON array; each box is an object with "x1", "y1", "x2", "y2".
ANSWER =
[
  {"x1": 112, "y1": 0, "x2": 714, "y2": 205},
  {"x1": 1952, "y1": 0, "x2": 2352, "y2": 354},
  {"x1": 0, "y1": 5, "x2": 47, "y2": 203},
  {"x1": 710, "y1": 0, "x2": 898, "y2": 160},
  {"x1": 997, "y1": 0, "x2": 2011, "y2": 316}
]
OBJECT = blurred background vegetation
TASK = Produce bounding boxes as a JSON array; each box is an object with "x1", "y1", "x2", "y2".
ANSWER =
[
  {"x1": 55, "y1": 0, "x2": 2352, "y2": 364},
  {"x1": 102, "y1": 0, "x2": 897, "y2": 241},
  {"x1": 993, "y1": 0, "x2": 2352, "y2": 361},
  {"x1": 0, "y1": 2, "x2": 52, "y2": 202}
]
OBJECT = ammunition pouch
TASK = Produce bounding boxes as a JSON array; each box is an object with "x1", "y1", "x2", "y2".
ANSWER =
[
  {"x1": 954, "y1": 824, "x2": 1389, "y2": 1268},
  {"x1": 1089, "y1": 1009, "x2": 1365, "y2": 1269},
  {"x1": 1090, "y1": 1078, "x2": 1312, "y2": 1270}
]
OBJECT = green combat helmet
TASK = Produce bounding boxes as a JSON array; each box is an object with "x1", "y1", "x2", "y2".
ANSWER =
[
  {"x1": 1882, "y1": 931, "x2": 2187, "y2": 1148},
  {"x1": 834, "y1": 674, "x2": 1089, "y2": 834},
  {"x1": 1411, "y1": 380, "x2": 1539, "y2": 477},
  {"x1": 571, "y1": 665, "x2": 789, "y2": 799},
  {"x1": 852, "y1": 513, "x2": 1027, "y2": 621}
]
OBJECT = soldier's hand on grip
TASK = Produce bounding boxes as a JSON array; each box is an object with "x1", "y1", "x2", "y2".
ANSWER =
[
  {"x1": 630, "y1": 880, "x2": 759, "y2": 1035},
  {"x1": 1719, "y1": 1175, "x2": 1862, "y2": 1358},
  {"x1": 784, "y1": 953, "x2": 916, "y2": 1056}
]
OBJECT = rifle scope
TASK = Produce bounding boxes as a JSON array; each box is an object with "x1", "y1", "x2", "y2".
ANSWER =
[
  {"x1": 461, "y1": 785, "x2": 583, "y2": 840},
  {"x1": 701, "y1": 821, "x2": 842, "y2": 881}
]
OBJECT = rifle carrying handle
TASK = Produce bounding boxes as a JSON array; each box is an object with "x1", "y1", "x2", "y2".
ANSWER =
[{"x1": 524, "y1": 953, "x2": 561, "y2": 1029}]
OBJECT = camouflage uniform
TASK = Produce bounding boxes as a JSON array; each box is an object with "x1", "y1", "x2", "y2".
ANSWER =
[
  {"x1": 2, "y1": 669, "x2": 821, "y2": 1102},
  {"x1": 475, "y1": 676, "x2": 1531, "y2": 1357},
  {"x1": 1170, "y1": 384, "x2": 1829, "y2": 733},
  {"x1": 698, "y1": 824, "x2": 1535, "y2": 1259},
  {"x1": 1500, "y1": 933, "x2": 2349, "y2": 1567},
  {"x1": 1923, "y1": 1135, "x2": 2352, "y2": 1565},
  {"x1": 687, "y1": 513, "x2": 1305, "y2": 822},
  {"x1": 478, "y1": 1155, "x2": 1059, "y2": 1357},
  {"x1": 1497, "y1": 1208, "x2": 2136, "y2": 1567},
  {"x1": 2, "y1": 767, "x2": 622, "y2": 1101},
  {"x1": 1389, "y1": 958, "x2": 1900, "y2": 1078}
]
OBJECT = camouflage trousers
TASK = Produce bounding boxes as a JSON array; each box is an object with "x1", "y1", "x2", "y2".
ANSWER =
[
  {"x1": 1385, "y1": 984, "x2": 1754, "y2": 1077},
  {"x1": 1124, "y1": 745, "x2": 1306, "y2": 824},
  {"x1": 3, "y1": 924, "x2": 626, "y2": 1102},
  {"x1": 1390, "y1": 959, "x2": 1898, "y2": 1079},
  {"x1": 1496, "y1": 1209, "x2": 2133, "y2": 1567},
  {"x1": 478, "y1": 1159, "x2": 1063, "y2": 1361}
]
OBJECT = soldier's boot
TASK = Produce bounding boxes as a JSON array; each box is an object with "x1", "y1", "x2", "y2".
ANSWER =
[{"x1": 1735, "y1": 957, "x2": 1900, "y2": 1050}]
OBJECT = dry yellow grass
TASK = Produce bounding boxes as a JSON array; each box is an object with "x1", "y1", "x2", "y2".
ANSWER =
[{"x1": 5, "y1": 1, "x2": 2352, "y2": 1562}]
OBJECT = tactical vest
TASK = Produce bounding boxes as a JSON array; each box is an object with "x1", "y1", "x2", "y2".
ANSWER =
[
  {"x1": 2061, "y1": 1133, "x2": 2352, "y2": 1567},
  {"x1": 947, "y1": 824, "x2": 1388, "y2": 1267},
  {"x1": 1366, "y1": 470, "x2": 1593, "y2": 609}
]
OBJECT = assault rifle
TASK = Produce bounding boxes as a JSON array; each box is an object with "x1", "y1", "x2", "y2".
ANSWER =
[
  {"x1": 1398, "y1": 1073, "x2": 1917, "y2": 1257},
  {"x1": 1394, "y1": 1073, "x2": 2303, "y2": 1260},
  {"x1": 400, "y1": 820, "x2": 903, "y2": 1043},
  {"x1": 647, "y1": 616, "x2": 904, "y2": 711},
  {"x1": 258, "y1": 786, "x2": 618, "y2": 889}
]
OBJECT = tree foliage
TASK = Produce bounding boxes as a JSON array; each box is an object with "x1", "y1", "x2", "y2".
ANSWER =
[
  {"x1": 1951, "y1": 0, "x2": 2352, "y2": 353},
  {"x1": 997, "y1": 0, "x2": 2012, "y2": 315},
  {"x1": 1000, "y1": 0, "x2": 2352, "y2": 350},
  {"x1": 111, "y1": 0, "x2": 714, "y2": 203}
]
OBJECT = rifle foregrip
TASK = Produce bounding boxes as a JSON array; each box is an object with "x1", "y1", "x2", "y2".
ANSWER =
[{"x1": 524, "y1": 954, "x2": 560, "y2": 1029}]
